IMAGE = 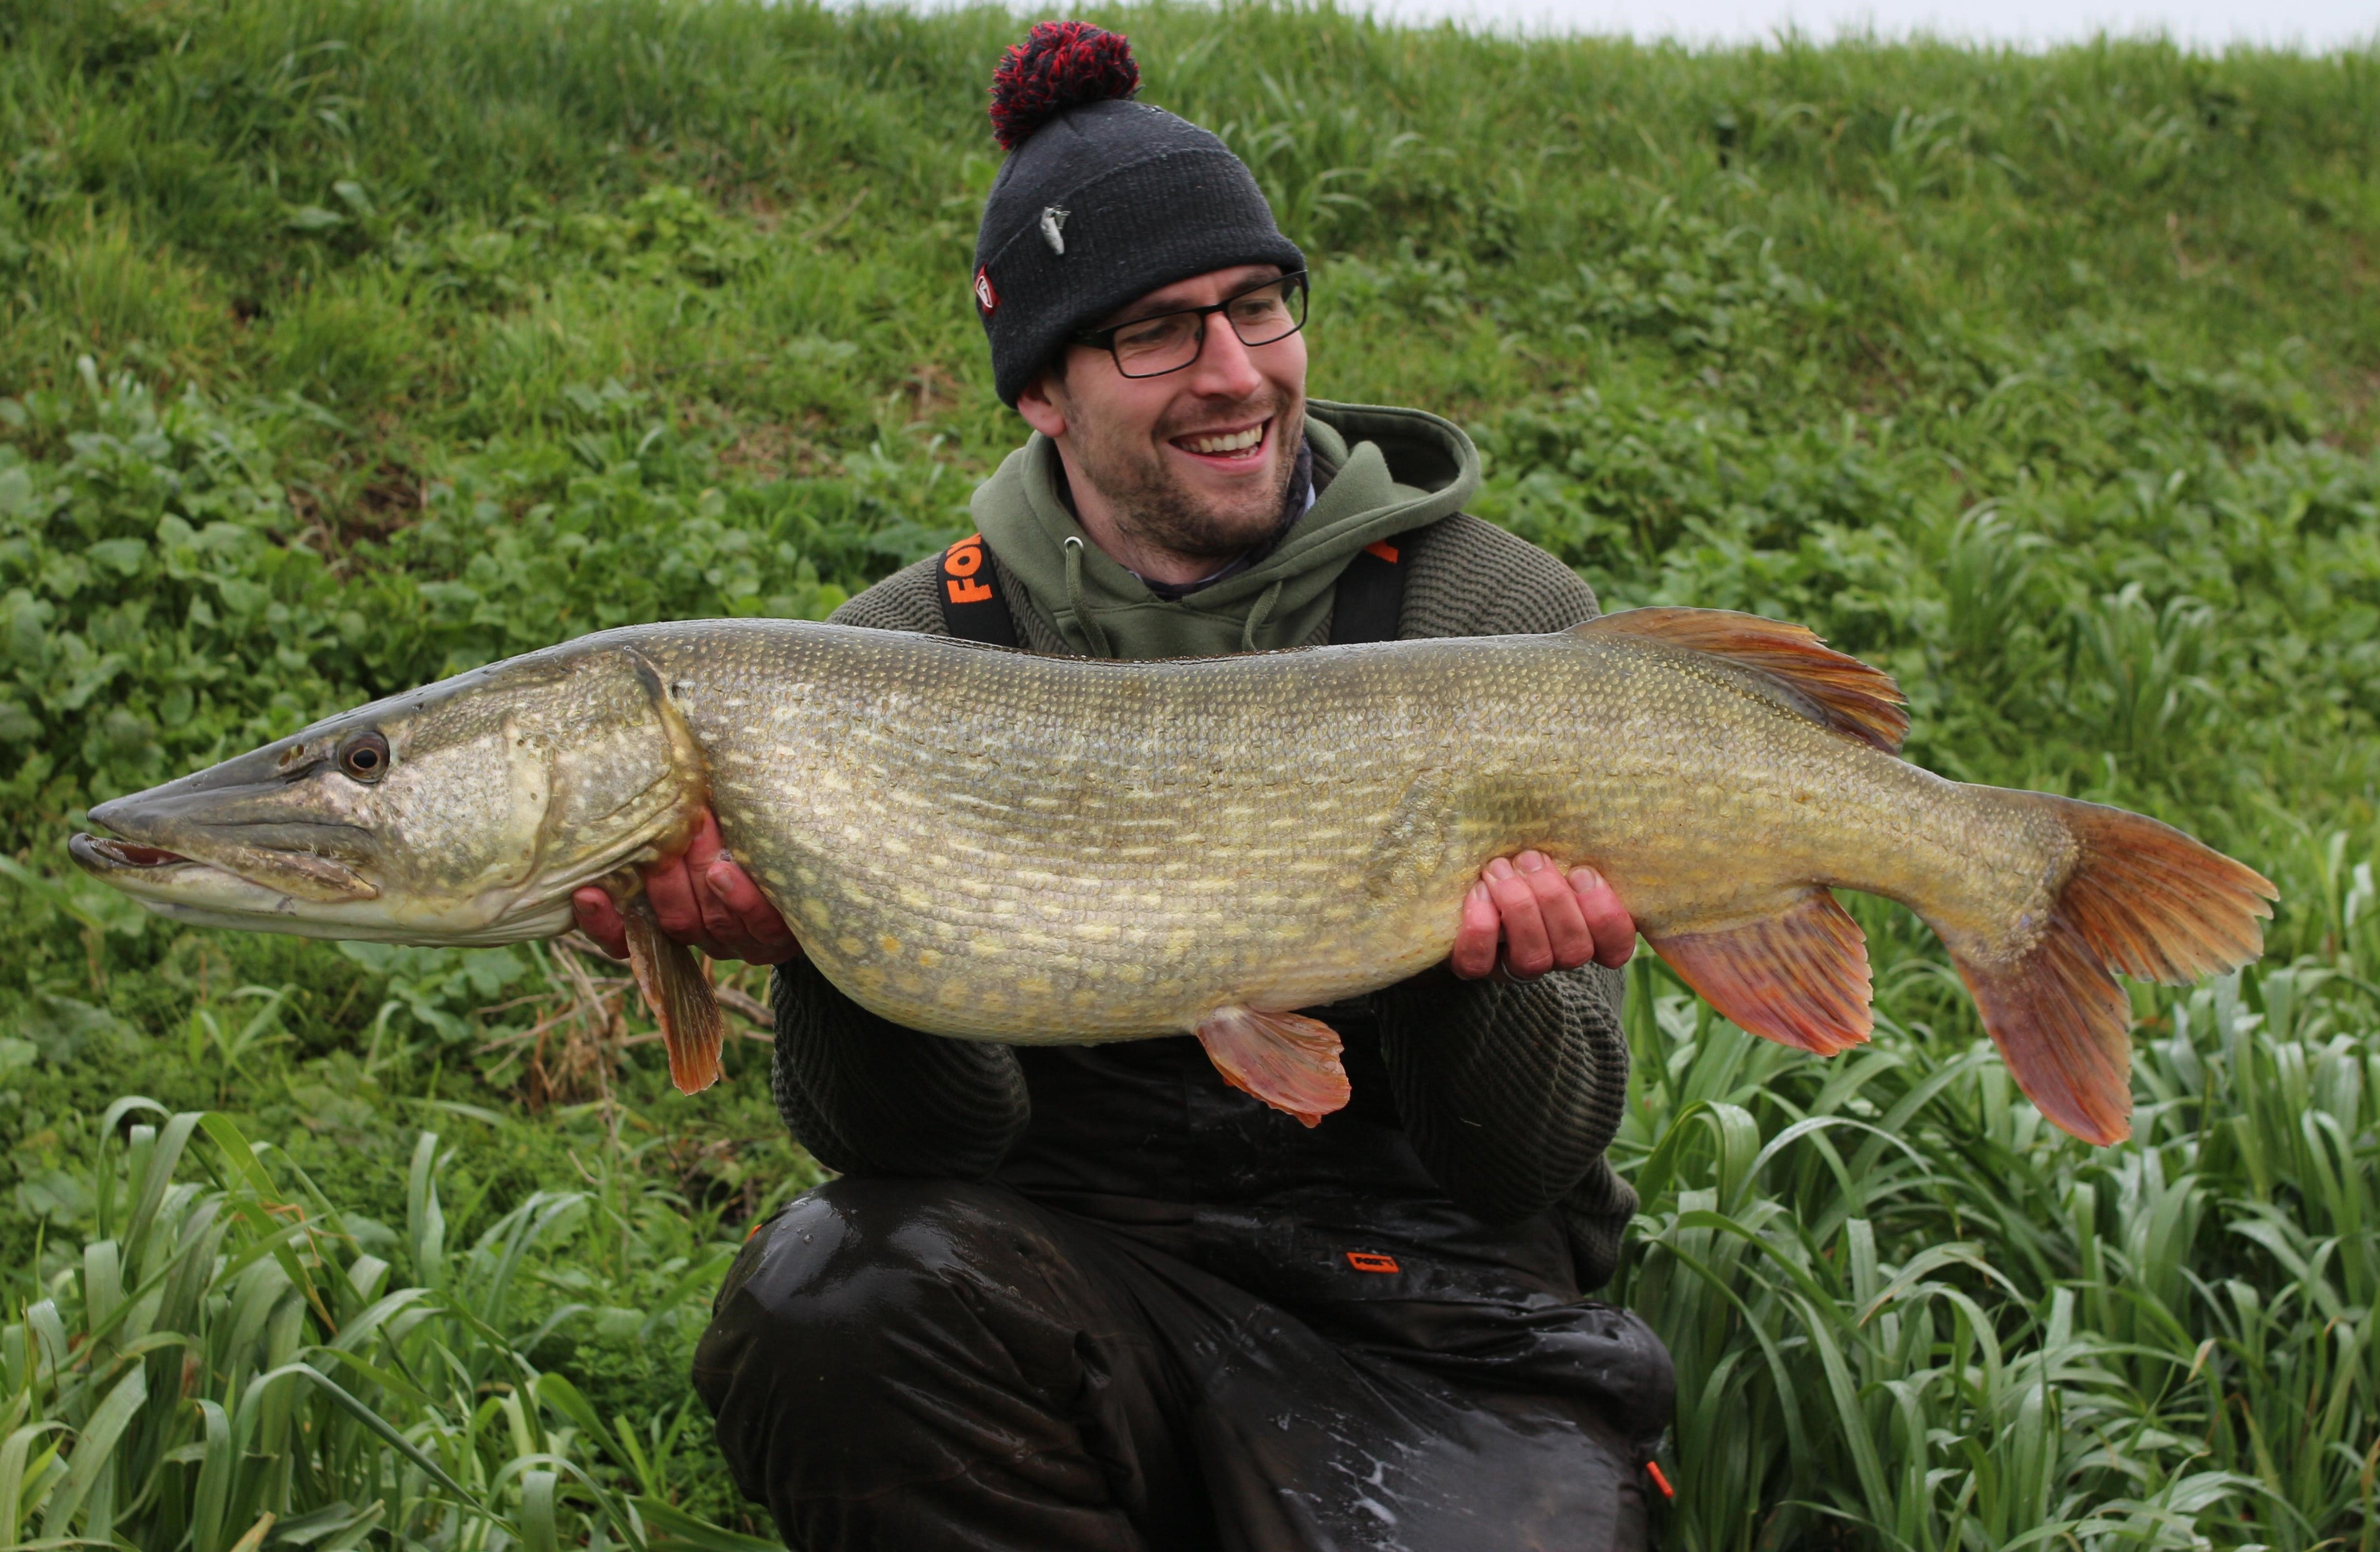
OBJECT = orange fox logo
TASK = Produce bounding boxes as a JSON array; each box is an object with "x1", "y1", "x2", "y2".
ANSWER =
[{"x1": 944, "y1": 534, "x2": 994, "y2": 605}]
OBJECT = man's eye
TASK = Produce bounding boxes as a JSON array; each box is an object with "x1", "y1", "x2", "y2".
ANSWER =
[
  {"x1": 1115, "y1": 314, "x2": 1193, "y2": 352},
  {"x1": 1230, "y1": 296, "x2": 1284, "y2": 323}
]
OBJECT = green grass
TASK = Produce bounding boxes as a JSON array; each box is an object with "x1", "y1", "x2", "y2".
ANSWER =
[{"x1": 1, "y1": 0, "x2": 2378, "y2": 1546}]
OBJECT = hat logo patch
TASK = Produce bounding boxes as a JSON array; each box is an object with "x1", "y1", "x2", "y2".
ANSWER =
[
  {"x1": 1040, "y1": 206, "x2": 1070, "y2": 256},
  {"x1": 974, "y1": 266, "x2": 1000, "y2": 314}
]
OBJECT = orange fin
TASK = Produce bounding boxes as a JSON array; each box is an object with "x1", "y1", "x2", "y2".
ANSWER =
[
  {"x1": 1194, "y1": 1008, "x2": 1350, "y2": 1127},
  {"x1": 1571, "y1": 608, "x2": 1909, "y2": 754},
  {"x1": 1647, "y1": 890, "x2": 1873, "y2": 1056},
  {"x1": 1956, "y1": 921, "x2": 2136, "y2": 1146},
  {"x1": 2047, "y1": 797, "x2": 2276, "y2": 984},
  {"x1": 621, "y1": 895, "x2": 726, "y2": 1095},
  {"x1": 1946, "y1": 796, "x2": 2277, "y2": 1146}
]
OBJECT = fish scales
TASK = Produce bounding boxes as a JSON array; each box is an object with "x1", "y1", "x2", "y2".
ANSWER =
[
  {"x1": 71, "y1": 610, "x2": 2276, "y2": 1144},
  {"x1": 627, "y1": 622, "x2": 2034, "y2": 1040},
  {"x1": 661, "y1": 625, "x2": 1460, "y2": 1038}
]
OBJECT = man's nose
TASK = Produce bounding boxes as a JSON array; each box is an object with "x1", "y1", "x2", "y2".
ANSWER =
[{"x1": 1184, "y1": 316, "x2": 1266, "y2": 400}]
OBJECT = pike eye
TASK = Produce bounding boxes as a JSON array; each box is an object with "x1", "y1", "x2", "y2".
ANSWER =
[{"x1": 339, "y1": 732, "x2": 390, "y2": 783}]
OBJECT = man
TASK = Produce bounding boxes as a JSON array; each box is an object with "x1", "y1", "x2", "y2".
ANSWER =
[{"x1": 574, "y1": 22, "x2": 1673, "y2": 1549}]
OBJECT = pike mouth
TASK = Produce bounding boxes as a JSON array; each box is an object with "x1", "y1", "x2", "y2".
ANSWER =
[
  {"x1": 69, "y1": 827, "x2": 376, "y2": 905},
  {"x1": 69, "y1": 824, "x2": 455, "y2": 941},
  {"x1": 71, "y1": 834, "x2": 196, "y2": 871}
]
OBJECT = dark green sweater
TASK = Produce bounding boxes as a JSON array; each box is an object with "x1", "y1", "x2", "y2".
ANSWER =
[{"x1": 768, "y1": 406, "x2": 1638, "y2": 1288}]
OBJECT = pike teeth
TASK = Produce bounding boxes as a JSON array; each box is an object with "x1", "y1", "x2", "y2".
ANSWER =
[
  {"x1": 78, "y1": 837, "x2": 190, "y2": 868},
  {"x1": 1181, "y1": 425, "x2": 1265, "y2": 456}
]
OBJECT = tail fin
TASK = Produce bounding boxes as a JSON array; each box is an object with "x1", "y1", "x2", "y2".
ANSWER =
[{"x1": 1950, "y1": 797, "x2": 2275, "y2": 1145}]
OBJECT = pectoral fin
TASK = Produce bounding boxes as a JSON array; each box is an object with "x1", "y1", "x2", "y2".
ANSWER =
[
  {"x1": 1194, "y1": 1008, "x2": 1350, "y2": 1127},
  {"x1": 1646, "y1": 889, "x2": 1873, "y2": 1056},
  {"x1": 620, "y1": 894, "x2": 727, "y2": 1095}
]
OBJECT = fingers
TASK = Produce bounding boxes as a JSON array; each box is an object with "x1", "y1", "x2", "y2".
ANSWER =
[
  {"x1": 680, "y1": 808, "x2": 728, "y2": 869},
  {"x1": 571, "y1": 887, "x2": 630, "y2": 961},
  {"x1": 642, "y1": 850, "x2": 717, "y2": 954},
  {"x1": 699, "y1": 854, "x2": 804, "y2": 964},
  {"x1": 1570, "y1": 867, "x2": 1638, "y2": 967},
  {"x1": 638, "y1": 808, "x2": 803, "y2": 965},
  {"x1": 1450, "y1": 881, "x2": 1503, "y2": 979},
  {"x1": 1459, "y1": 853, "x2": 1638, "y2": 981},
  {"x1": 1519, "y1": 852, "x2": 1594, "y2": 972},
  {"x1": 1483, "y1": 854, "x2": 1560, "y2": 979}
]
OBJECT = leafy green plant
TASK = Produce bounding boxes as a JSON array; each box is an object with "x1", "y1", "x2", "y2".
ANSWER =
[
  {"x1": 2, "y1": 1103, "x2": 764, "y2": 1552},
  {"x1": 181, "y1": 986, "x2": 294, "y2": 1103},
  {"x1": 0, "y1": 1, "x2": 2376, "y2": 1546},
  {"x1": 1612, "y1": 825, "x2": 2380, "y2": 1549}
]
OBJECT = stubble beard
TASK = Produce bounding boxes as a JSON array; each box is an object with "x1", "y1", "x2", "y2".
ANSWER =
[{"x1": 1074, "y1": 397, "x2": 1307, "y2": 565}]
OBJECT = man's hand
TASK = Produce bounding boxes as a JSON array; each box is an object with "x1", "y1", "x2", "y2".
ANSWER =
[
  {"x1": 570, "y1": 809, "x2": 804, "y2": 965},
  {"x1": 1450, "y1": 852, "x2": 1635, "y2": 981}
]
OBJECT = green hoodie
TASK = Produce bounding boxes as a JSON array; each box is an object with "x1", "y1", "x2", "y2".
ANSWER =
[{"x1": 968, "y1": 400, "x2": 1481, "y2": 660}]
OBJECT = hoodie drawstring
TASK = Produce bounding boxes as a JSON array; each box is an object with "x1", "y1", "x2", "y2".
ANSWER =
[
  {"x1": 1240, "y1": 579, "x2": 1283, "y2": 653},
  {"x1": 1062, "y1": 536, "x2": 1116, "y2": 658}
]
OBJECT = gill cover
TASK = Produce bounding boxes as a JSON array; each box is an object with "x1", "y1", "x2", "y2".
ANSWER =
[{"x1": 604, "y1": 651, "x2": 730, "y2": 1097}]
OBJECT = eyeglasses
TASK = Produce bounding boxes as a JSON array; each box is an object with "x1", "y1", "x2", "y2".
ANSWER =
[{"x1": 1068, "y1": 271, "x2": 1309, "y2": 379}]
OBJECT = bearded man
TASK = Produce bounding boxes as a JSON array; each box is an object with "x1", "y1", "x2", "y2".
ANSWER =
[{"x1": 575, "y1": 22, "x2": 1675, "y2": 1550}]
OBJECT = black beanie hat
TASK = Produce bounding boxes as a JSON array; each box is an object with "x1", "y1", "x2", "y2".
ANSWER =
[{"x1": 972, "y1": 22, "x2": 1305, "y2": 408}]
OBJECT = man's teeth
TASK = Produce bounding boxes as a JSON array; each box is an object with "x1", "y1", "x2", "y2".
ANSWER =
[{"x1": 1181, "y1": 426, "x2": 1265, "y2": 455}]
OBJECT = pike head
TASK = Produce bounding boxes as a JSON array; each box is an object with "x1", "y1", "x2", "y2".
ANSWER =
[{"x1": 69, "y1": 644, "x2": 708, "y2": 945}]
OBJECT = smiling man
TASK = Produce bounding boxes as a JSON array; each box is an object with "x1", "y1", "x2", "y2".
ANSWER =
[
  {"x1": 1026, "y1": 263, "x2": 1307, "y2": 587},
  {"x1": 574, "y1": 22, "x2": 1673, "y2": 1551}
]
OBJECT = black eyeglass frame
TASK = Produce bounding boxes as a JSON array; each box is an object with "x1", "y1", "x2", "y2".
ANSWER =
[{"x1": 1065, "y1": 270, "x2": 1310, "y2": 379}]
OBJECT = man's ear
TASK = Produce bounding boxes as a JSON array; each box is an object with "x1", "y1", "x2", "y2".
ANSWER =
[{"x1": 1016, "y1": 366, "x2": 1069, "y2": 439}]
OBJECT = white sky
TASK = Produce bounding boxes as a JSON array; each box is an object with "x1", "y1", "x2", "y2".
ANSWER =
[{"x1": 1362, "y1": 0, "x2": 2378, "y2": 48}]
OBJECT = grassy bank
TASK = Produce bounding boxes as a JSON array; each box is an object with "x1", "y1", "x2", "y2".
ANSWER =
[{"x1": 2, "y1": 0, "x2": 2377, "y2": 1546}]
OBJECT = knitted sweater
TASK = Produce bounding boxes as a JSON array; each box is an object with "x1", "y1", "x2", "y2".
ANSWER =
[{"x1": 767, "y1": 507, "x2": 1639, "y2": 1288}]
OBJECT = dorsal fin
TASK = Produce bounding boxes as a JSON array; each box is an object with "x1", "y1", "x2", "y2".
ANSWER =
[{"x1": 1569, "y1": 607, "x2": 1909, "y2": 754}]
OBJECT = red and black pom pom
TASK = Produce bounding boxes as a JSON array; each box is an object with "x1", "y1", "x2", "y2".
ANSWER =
[{"x1": 988, "y1": 21, "x2": 1140, "y2": 152}]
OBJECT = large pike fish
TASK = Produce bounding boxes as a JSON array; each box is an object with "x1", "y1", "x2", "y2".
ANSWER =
[{"x1": 70, "y1": 610, "x2": 2274, "y2": 1145}]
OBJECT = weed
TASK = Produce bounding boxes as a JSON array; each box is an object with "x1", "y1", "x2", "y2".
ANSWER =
[{"x1": 1, "y1": 2, "x2": 2377, "y2": 1546}]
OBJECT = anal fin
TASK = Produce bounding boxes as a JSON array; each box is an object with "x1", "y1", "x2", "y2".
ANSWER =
[
  {"x1": 1194, "y1": 1008, "x2": 1350, "y2": 1127},
  {"x1": 621, "y1": 894, "x2": 727, "y2": 1095},
  {"x1": 1647, "y1": 890, "x2": 1873, "y2": 1056}
]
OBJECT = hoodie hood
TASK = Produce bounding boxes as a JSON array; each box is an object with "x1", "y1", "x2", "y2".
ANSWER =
[{"x1": 970, "y1": 400, "x2": 1480, "y2": 660}]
